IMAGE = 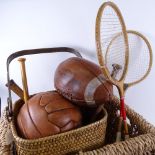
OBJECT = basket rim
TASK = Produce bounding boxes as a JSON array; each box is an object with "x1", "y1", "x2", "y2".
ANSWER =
[{"x1": 11, "y1": 99, "x2": 108, "y2": 143}]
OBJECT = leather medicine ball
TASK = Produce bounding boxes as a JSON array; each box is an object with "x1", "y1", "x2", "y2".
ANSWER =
[
  {"x1": 54, "y1": 57, "x2": 113, "y2": 107},
  {"x1": 17, "y1": 91, "x2": 82, "y2": 139}
]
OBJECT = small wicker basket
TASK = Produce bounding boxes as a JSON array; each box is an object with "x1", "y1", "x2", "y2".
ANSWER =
[
  {"x1": 5, "y1": 47, "x2": 155, "y2": 155},
  {"x1": 10, "y1": 99, "x2": 107, "y2": 155},
  {"x1": 6, "y1": 47, "x2": 108, "y2": 155}
]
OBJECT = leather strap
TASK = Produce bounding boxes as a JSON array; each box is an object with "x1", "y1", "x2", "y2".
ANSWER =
[{"x1": 6, "y1": 47, "x2": 82, "y2": 119}]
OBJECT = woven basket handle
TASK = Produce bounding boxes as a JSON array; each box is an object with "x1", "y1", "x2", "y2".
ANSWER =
[{"x1": 6, "y1": 47, "x2": 82, "y2": 119}]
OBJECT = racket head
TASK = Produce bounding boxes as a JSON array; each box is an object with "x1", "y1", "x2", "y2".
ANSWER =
[
  {"x1": 124, "y1": 30, "x2": 153, "y2": 89},
  {"x1": 96, "y1": 1, "x2": 129, "y2": 85},
  {"x1": 106, "y1": 30, "x2": 153, "y2": 90}
]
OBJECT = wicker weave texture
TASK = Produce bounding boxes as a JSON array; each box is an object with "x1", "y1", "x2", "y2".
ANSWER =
[
  {"x1": 79, "y1": 97, "x2": 155, "y2": 155},
  {"x1": 11, "y1": 99, "x2": 108, "y2": 155},
  {"x1": 0, "y1": 109, "x2": 14, "y2": 155}
]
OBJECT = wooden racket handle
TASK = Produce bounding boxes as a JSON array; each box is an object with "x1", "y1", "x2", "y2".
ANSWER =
[
  {"x1": 6, "y1": 79, "x2": 24, "y2": 100},
  {"x1": 121, "y1": 97, "x2": 126, "y2": 119},
  {"x1": 124, "y1": 120, "x2": 129, "y2": 139},
  {"x1": 116, "y1": 116, "x2": 123, "y2": 142},
  {"x1": 18, "y1": 58, "x2": 29, "y2": 102},
  {"x1": 121, "y1": 98, "x2": 129, "y2": 139},
  {"x1": 116, "y1": 98, "x2": 129, "y2": 141}
]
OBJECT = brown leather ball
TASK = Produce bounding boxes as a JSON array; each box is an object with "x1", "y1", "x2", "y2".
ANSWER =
[
  {"x1": 54, "y1": 57, "x2": 113, "y2": 107},
  {"x1": 17, "y1": 91, "x2": 82, "y2": 139}
]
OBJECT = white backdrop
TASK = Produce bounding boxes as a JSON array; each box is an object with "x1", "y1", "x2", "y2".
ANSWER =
[{"x1": 0, "y1": 0, "x2": 155, "y2": 125}]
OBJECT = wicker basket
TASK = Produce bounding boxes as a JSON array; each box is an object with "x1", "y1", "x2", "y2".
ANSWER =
[
  {"x1": 5, "y1": 47, "x2": 108, "y2": 155},
  {"x1": 2, "y1": 96, "x2": 155, "y2": 155},
  {"x1": 10, "y1": 99, "x2": 107, "y2": 155},
  {"x1": 5, "y1": 47, "x2": 155, "y2": 154},
  {"x1": 79, "y1": 97, "x2": 155, "y2": 155}
]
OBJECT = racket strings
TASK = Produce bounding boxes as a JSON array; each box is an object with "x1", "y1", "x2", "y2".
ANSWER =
[
  {"x1": 106, "y1": 31, "x2": 151, "y2": 84},
  {"x1": 105, "y1": 34, "x2": 126, "y2": 80},
  {"x1": 125, "y1": 33, "x2": 151, "y2": 84},
  {"x1": 100, "y1": 5, "x2": 127, "y2": 81},
  {"x1": 96, "y1": 2, "x2": 130, "y2": 141},
  {"x1": 96, "y1": 2, "x2": 152, "y2": 142}
]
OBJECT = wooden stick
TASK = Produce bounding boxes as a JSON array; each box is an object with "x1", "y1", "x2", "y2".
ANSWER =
[
  {"x1": 18, "y1": 58, "x2": 29, "y2": 102},
  {"x1": 6, "y1": 79, "x2": 24, "y2": 100}
]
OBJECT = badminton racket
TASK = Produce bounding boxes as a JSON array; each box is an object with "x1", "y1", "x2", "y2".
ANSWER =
[
  {"x1": 95, "y1": 1, "x2": 129, "y2": 141},
  {"x1": 106, "y1": 30, "x2": 152, "y2": 140},
  {"x1": 105, "y1": 30, "x2": 152, "y2": 140}
]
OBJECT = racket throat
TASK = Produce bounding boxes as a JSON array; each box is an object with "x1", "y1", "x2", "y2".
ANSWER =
[{"x1": 124, "y1": 83, "x2": 128, "y2": 92}]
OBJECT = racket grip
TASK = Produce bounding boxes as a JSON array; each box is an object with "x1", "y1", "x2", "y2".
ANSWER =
[
  {"x1": 116, "y1": 97, "x2": 123, "y2": 142},
  {"x1": 116, "y1": 116, "x2": 123, "y2": 142},
  {"x1": 120, "y1": 97, "x2": 126, "y2": 119},
  {"x1": 124, "y1": 120, "x2": 129, "y2": 140},
  {"x1": 121, "y1": 97, "x2": 129, "y2": 140}
]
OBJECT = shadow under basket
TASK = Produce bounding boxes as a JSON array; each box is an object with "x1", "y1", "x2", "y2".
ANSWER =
[
  {"x1": 10, "y1": 99, "x2": 108, "y2": 155},
  {"x1": 79, "y1": 96, "x2": 155, "y2": 155}
]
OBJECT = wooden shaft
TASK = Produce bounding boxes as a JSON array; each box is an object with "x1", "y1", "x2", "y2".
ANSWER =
[
  {"x1": 124, "y1": 120, "x2": 129, "y2": 139},
  {"x1": 116, "y1": 96, "x2": 129, "y2": 141},
  {"x1": 6, "y1": 79, "x2": 24, "y2": 100},
  {"x1": 116, "y1": 116, "x2": 123, "y2": 142},
  {"x1": 18, "y1": 58, "x2": 29, "y2": 102},
  {"x1": 112, "y1": 65, "x2": 127, "y2": 140}
]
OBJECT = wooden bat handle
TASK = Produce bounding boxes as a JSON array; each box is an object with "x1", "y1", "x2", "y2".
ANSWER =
[
  {"x1": 6, "y1": 79, "x2": 24, "y2": 100},
  {"x1": 18, "y1": 58, "x2": 29, "y2": 102}
]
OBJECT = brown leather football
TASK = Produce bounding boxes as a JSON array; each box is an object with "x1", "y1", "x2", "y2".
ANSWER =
[
  {"x1": 54, "y1": 57, "x2": 113, "y2": 107},
  {"x1": 17, "y1": 91, "x2": 82, "y2": 139}
]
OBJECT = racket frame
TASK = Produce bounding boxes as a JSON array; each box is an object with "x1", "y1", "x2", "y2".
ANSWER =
[
  {"x1": 96, "y1": 1, "x2": 129, "y2": 141},
  {"x1": 105, "y1": 29, "x2": 153, "y2": 140}
]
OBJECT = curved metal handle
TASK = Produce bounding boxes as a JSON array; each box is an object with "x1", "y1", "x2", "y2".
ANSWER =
[{"x1": 6, "y1": 47, "x2": 82, "y2": 119}]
